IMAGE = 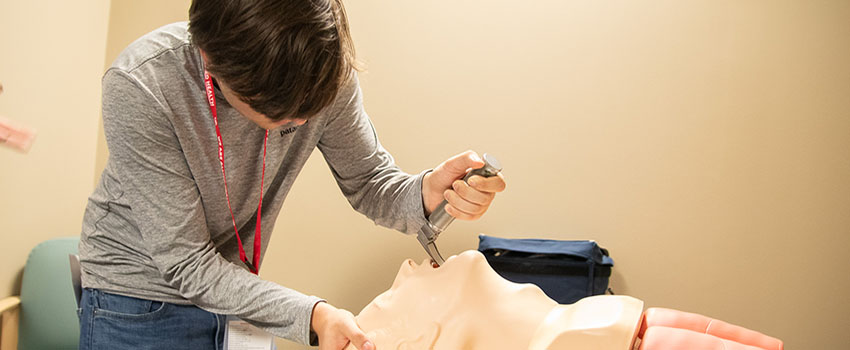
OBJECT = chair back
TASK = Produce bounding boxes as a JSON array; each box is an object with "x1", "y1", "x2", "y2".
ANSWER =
[{"x1": 17, "y1": 237, "x2": 80, "y2": 349}]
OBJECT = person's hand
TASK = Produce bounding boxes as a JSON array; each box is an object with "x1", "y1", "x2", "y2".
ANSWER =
[
  {"x1": 422, "y1": 150, "x2": 506, "y2": 219},
  {"x1": 0, "y1": 82, "x2": 37, "y2": 153},
  {"x1": 311, "y1": 302, "x2": 375, "y2": 350}
]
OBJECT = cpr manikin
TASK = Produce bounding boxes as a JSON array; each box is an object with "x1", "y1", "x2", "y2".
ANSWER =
[{"x1": 346, "y1": 250, "x2": 643, "y2": 350}]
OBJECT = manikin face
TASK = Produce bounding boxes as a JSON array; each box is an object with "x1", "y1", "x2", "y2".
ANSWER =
[{"x1": 347, "y1": 251, "x2": 644, "y2": 350}]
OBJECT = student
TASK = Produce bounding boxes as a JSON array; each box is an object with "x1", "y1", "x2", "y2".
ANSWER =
[{"x1": 76, "y1": 1, "x2": 506, "y2": 349}]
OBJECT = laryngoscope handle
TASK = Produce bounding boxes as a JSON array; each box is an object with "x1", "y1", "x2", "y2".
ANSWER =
[{"x1": 427, "y1": 153, "x2": 502, "y2": 234}]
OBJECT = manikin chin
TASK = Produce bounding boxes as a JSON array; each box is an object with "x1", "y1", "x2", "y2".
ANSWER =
[{"x1": 346, "y1": 250, "x2": 643, "y2": 350}]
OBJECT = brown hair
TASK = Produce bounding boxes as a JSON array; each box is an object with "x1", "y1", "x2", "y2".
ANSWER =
[{"x1": 189, "y1": 0, "x2": 357, "y2": 121}]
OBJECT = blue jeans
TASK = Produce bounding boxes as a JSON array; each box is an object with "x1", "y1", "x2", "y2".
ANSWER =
[{"x1": 78, "y1": 288, "x2": 226, "y2": 350}]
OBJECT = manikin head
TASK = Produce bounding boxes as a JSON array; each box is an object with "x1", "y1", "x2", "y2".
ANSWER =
[
  {"x1": 188, "y1": 0, "x2": 357, "y2": 128},
  {"x1": 347, "y1": 250, "x2": 643, "y2": 350}
]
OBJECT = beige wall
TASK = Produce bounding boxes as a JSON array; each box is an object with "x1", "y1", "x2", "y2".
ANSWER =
[
  {"x1": 0, "y1": 0, "x2": 111, "y2": 296},
  {"x1": 4, "y1": 0, "x2": 849, "y2": 349}
]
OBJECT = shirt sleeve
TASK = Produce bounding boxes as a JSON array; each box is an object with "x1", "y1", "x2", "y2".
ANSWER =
[
  {"x1": 317, "y1": 75, "x2": 429, "y2": 235},
  {"x1": 101, "y1": 69, "x2": 322, "y2": 344}
]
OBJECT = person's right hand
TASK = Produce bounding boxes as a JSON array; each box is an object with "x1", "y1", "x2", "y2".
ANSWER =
[{"x1": 311, "y1": 302, "x2": 376, "y2": 350}]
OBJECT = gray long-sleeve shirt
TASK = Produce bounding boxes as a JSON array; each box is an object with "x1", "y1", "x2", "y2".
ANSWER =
[{"x1": 79, "y1": 22, "x2": 427, "y2": 344}]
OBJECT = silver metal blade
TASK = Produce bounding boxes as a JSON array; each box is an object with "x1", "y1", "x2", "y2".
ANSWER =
[{"x1": 416, "y1": 224, "x2": 446, "y2": 266}]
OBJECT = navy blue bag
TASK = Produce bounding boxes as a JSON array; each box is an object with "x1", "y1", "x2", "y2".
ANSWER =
[{"x1": 477, "y1": 234, "x2": 614, "y2": 304}]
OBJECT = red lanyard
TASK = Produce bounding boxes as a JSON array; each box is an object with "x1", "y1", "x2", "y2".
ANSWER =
[{"x1": 204, "y1": 70, "x2": 267, "y2": 274}]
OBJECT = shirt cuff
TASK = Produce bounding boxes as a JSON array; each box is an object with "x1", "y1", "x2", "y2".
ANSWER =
[
  {"x1": 301, "y1": 297, "x2": 326, "y2": 345},
  {"x1": 407, "y1": 169, "x2": 432, "y2": 235}
]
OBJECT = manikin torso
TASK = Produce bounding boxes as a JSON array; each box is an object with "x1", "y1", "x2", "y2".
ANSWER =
[{"x1": 347, "y1": 250, "x2": 643, "y2": 350}]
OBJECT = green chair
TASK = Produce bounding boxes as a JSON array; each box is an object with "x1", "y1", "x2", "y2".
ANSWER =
[{"x1": 0, "y1": 237, "x2": 80, "y2": 349}]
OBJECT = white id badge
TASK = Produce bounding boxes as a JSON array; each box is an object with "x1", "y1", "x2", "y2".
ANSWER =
[{"x1": 223, "y1": 316, "x2": 276, "y2": 350}]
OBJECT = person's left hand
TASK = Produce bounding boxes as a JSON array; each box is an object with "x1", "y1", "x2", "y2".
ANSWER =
[
  {"x1": 312, "y1": 302, "x2": 375, "y2": 350},
  {"x1": 422, "y1": 150, "x2": 506, "y2": 220}
]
